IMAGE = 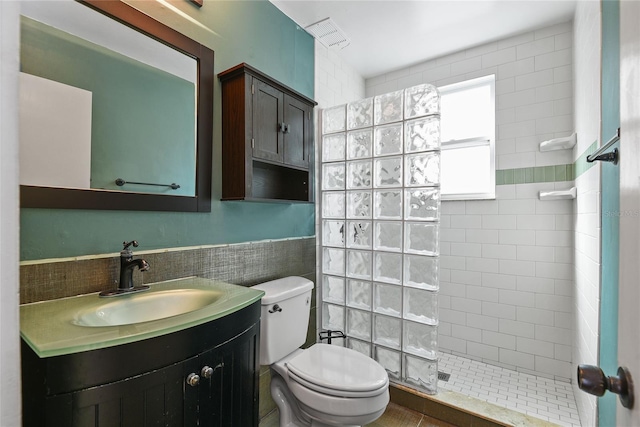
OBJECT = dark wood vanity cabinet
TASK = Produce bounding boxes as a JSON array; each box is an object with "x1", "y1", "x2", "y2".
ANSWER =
[
  {"x1": 219, "y1": 63, "x2": 316, "y2": 202},
  {"x1": 22, "y1": 302, "x2": 261, "y2": 427}
]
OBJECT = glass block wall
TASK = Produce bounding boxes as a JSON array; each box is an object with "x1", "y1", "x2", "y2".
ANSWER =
[{"x1": 319, "y1": 84, "x2": 441, "y2": 394}]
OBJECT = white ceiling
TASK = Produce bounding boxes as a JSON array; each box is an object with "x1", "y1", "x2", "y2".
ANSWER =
[{"x1": 270, "y1": 0, "x2": 577, "y2": 79}]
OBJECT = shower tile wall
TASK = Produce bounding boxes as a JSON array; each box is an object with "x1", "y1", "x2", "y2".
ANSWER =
[
  {"x1": 320, "y1": 86, "x2": 441, "y2": 394},
  {"x1": 366, "y1": 22, "x2": 575, "y2": 382}
]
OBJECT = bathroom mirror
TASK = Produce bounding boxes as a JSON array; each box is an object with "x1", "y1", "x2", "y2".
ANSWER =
[{"x1": 19, "y1": 0, "x2": 213, "y2": 212}]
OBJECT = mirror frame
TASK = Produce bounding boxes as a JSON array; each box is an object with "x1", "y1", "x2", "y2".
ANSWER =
[{"x1": 20, "y1": 0, "x2": 213, "y2": 212}]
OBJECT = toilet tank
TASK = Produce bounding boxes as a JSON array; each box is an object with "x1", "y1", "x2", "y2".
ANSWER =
[{"x1": 252, "y1": 277, "x2": 314, "y2": 365}]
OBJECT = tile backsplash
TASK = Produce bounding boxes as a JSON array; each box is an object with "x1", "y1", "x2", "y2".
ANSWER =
[{"x1": 20, "y1": 237, "x2": 316, "y2": 304}]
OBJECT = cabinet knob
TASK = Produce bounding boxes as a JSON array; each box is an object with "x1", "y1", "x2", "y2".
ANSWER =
[
  {"x1": 201, "y1": 366, "x2": 214, "y2": 379},
  {"x1": 186, "y1": 373, "x2": 200, "y2": 387}
]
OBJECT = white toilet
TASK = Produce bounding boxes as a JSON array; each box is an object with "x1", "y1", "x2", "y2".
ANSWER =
[{"x1": 252, "y1": 276, "x2": 389, "y2": 427}]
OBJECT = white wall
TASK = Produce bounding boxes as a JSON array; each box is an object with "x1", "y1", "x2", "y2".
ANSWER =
[
  {"x1": 0, "y1": 1, "x2": 22, "y2": 425},
  {"x1": 366, "y1": 22, "x2": 576, "y2": 381},
  {"x1": 572, "y1": 1, "x2": 601, "y2": 425}
]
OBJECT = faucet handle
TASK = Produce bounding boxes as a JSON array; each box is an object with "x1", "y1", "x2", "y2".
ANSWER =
[{"x1": 122, "y1": 240, "x2": 139, "y2": 250}]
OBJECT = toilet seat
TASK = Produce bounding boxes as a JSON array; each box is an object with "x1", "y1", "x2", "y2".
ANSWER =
[{"x1": 286, "y1": 344, "x2": 388, "y2": 398}]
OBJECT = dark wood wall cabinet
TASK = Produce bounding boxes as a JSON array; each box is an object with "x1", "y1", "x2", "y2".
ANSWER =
[
  {"x1": 22, "y1": 302, "x2": 261, "y2": 427},
  {"x1": 219, "y1": 63, "x2": 317, "y2": 202}
]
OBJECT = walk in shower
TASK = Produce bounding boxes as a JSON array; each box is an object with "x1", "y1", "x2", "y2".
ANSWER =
[{"x1": 319, "y1": 84, "x2": 441, "y2": 394}]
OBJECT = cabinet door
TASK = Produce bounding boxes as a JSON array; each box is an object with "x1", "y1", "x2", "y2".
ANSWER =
[
  {"x1": 252, "y1": 78, "x2": 283, "y2": 163},
  {"x1": 45, "y1": 359, "x2": 187, "y2": 427},
  {"x1": 283, "y1": 94, "x2": 312, "y2": 169}
]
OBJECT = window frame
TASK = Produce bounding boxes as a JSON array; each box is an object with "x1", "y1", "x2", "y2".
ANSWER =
[{"x1": 438, "y1": 75, "x2": 496, "y2": 201}]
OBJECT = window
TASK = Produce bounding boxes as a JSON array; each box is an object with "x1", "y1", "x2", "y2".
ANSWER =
[{"x1": 439, "y1": 75, "x2": 495, "y2": 200}]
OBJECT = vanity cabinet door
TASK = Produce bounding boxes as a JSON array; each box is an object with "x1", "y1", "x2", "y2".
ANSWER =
[{"x1": 45, "y1": 358, "x2": 188, "y2": 426}]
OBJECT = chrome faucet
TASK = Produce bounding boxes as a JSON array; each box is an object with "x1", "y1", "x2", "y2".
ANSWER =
[{"x1": 99, "y1": 240, "x2": 151, "y2": 297}]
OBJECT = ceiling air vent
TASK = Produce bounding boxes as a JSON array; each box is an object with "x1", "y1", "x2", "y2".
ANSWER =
[{"x1": 305, "y1": 18, "x2": 350, "y2": 49}]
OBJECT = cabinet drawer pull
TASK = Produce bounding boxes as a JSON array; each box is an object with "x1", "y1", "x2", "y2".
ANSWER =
[{"x1": 186, "y1": 373, "x2": 200, "y2": 387}]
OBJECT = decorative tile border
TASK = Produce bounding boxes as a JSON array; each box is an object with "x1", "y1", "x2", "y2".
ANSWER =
[
  {"x1": 496, "y1": 164, "x2": 574, "y2": 185},
  {"x1": 495, "y1": 140, "x2": 599, "y2": 185}
]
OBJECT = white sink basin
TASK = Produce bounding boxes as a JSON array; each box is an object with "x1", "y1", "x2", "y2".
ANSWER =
[{"x1": 72, "y1": 288, "x2": 223, "y2": 327}]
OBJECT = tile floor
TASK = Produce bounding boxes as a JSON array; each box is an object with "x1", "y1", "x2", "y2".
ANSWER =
[
  {"x1": 438, "y1": 352, "x2": 581, "y2": 427},
  {"x1": 259, "y1": 402, "x2": 454, "y2": 427}
]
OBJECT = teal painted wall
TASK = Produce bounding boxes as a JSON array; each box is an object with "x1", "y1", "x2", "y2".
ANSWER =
[
  {"x1": 599, "y1": 0, "x2": 620, "y2": 424},
  {"x1": 20, "y1": 0, "x2": 315, "y2": 260}
]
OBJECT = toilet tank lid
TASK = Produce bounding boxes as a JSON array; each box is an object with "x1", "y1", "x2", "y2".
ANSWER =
[{"x1": 251, "y1": 277, "x2": 314, "y2": 305}]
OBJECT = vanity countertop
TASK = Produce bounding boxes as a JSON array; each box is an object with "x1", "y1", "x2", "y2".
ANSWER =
[{"x1": 20, "y1": 277, "x2": 264, "y2": 358}]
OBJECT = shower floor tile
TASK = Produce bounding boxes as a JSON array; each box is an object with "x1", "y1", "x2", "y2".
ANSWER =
[{"x1": 438, "y1": 352, "x2": 581, "y2": 427}]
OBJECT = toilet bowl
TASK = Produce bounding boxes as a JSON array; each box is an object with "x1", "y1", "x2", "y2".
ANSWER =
[{"x1": 252, "y1": 277, "x2": 389, "y2": 427}]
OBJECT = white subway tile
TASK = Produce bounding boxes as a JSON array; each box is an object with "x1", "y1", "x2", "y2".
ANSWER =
[
  {"x1": 535, "y1": 22, "x2": 572, "y2": 40},
  {"x1": 450, "y1": 215, "x2": 483, "y2": 229},
  {"x1": 496, "y1": 184, "x2": 516, "y2": 199},
  {"x1": 517, "y1": 37, "x2": 555, "y2": 60},
  {"x1": 466, "y1": 284, "x2": 500, "y2": 302},
  {"x1": 535, "y1": 355, "x2": 572, "y2": 379},
  {"x1": 439, "y1": 308, "x2": 467, "y2": 325},
  {"x1": 466, "y1": 229, "x2": 499, "y2": 244},
  {"x1": 536, "y1": 81, "x2": 573, "y2": 102},
  {"x1": 451, "y1": 56, "x2": 482, "y2": 76},
  {"x1": 498, "y1": 120, "x2": 537, "y2": 140},
  {"x1": 422, "y1": 64, "x2": 451, "y2": 82},
  {"x1": 535, "y1": 294, "x2": 572, "y2": 313},
  {"x1": 439, "y1": 335, "x2": 467, "y2": 353},
  {"x1": 451, "y1": 269, "x2": 483, "y2": 286},
  {"x1": 482, "y1": 215, "x2": 517, "y2": 230},
  {"x1": 450, "y1": 242, "x2": 482, "y2": 257},
  {"x1": 497, "y1": 57, "x2": 536, "y2": 79},
  {"x1": 535, "y1": 199, "x2": 574, "y2": 214},
  {"x1": 555, "y1": 32, "x2": 572, "y2": 50},
  {"x1": 555, "y1": 344, "x2": 572, "y2": 362},
  {"x1": 515, "y1": 69, "x2": 555, "y2": 91},
  {"x1": 497, "y1": 108, "x2": 516, "y2": 126},
  {"x1": 498, "y1": 31, "x2": 535, "y2": 50},
  {"x1": 483, "y1": 330, "x2": 517, "y2": 350},
  {"x1": 517, "y1": 276, "x2": 555, "y2": 294},
  {"x1": 554, "y1": 279, "x2": 572, "y2": 296},
  {"x1": 516, "y1": 101, "x2": 556, "y2": 121},
  {"x1": 499, "y1": 289, "x2": 536, "y2": 307},
  {"x1": 499, "y1": 318, "x2": 535, "y2": 338},
  {"x1": 500, "y1": 348, "x2": 535, "y2": 369},
  {"x1": 499, "y1": 199, "x2": 537, "y2": 215},
  {"x1": 482, "y1": 244, "x2": 518, "y2": 260},
  {"x1": 482, "y1": 272, "x2": 517, "y2": 290},
  {"x1": 498, "y1": 88, "x2": 537, "y2": 109},
  {"x1": 517, "y1": 337, "x2": 555, "y2": 357},
  {"x1": 517, "y1": 245, "x2": 555, "y2": 262},
  {"x1": 536, "y1": 230, "x2": 573, "y2": 247},
  {"x1": 466, "y1": 200, "x2": 500, "y2": 215},
  {"x1": 536, "y1": 114, "x2": 573, "y2": 134},
  {"x1": 451, "y1": 297, "x2": 483, "y2": 315},
  {"x1": 441, "y1": 255, "x2": 466, "y2": 270},
  {"x1": 535, "y1": 49, "x2": 572, "y2": 71},
  {"x1": 535, "y1": 324, "x2": 572, "y2": 345},
  {"x1": 452, "y1": 324, "x2": 483, "y2": 342},
  {"x1": 554, "y1": 247, "x2": 573, "y2": 263},
  {"x1": 535, "y1": 147, "x2": 574, "y2": 167},
  {"x1": 517, "y1": 214, "x2": 556, "y2": 230},
  {"x1": 553, "y1": 98, "x2": 573, "y2": 116},
  {"x1": 436, "y1": 51, "x2": 467, "y2": 66},
  {"x1": 517, "y1": 306, "x2": 555, "y2": 326},
  {"x1": 500, "y1": 259, "x2": 536, "y2": 277},
  {"x1": 466, "y1": 257, "x2": 500, "y2": 274},
  {"x1": 554, "y1": 64, "x2": 573, "y2": 84},
  {"x1": 440, "y1": 228, "x2": 466, "y2": 243},
  {"x1": 441, "y1": 200, "x2": 466, "y2": 215},
  {"x1": 555, "y1": 214, "x2": 574, "y2": 231},
  {"x1": 465, "y1": 42, "x2": 498, "y2": 58},
  {"x1": 535, "y1": 262, "x2": 573, "y2": 280},
  {"x1": 497, "y1": 153, "x2": 535, "y2": 170},
  {"x1": 482, "y1": 47, "x2": 517, "y2": 68},
  {"x1": 483, "y1": 301, "x2": 517, "y2": 319},
  {"x1": 440, "y1": 241, "x2": 451, "y2": 256},
  {"x1": 499, "y1": 229, "x2": 536, "y2": 245},
  {"x1": 496, "y1": 78, "x2": 516, "y2": 95},
  {"x1": 467, "y1": 342, "x2": 500, "y2": 361}
]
